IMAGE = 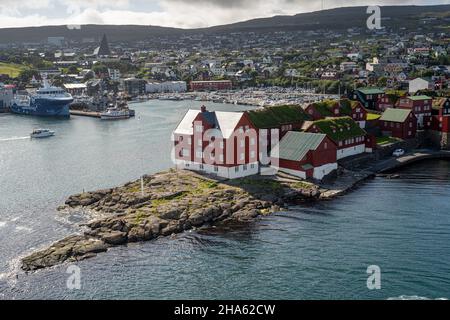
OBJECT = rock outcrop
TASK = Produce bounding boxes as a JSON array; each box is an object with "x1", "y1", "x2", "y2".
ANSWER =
[{"x1": 21, "y1": 169, "x2": 320, "y2": 271}]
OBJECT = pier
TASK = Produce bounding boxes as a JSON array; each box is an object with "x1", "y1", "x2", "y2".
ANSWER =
[{"x1": 70, "y1": 110, "x2": 101, "y2": 118}]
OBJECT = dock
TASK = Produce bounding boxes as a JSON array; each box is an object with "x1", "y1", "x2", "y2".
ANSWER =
[{"x1": 70, "y1": 110, "x2": 101, "y2": 118}]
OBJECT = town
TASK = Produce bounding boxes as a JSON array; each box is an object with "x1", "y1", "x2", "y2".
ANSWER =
[{"x1": 0, "y1": 7, "x2": 449, "y2": 182}]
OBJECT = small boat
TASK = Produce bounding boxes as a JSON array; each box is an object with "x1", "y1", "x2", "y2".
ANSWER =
[
  {"x1": 30, "y1": 128, "x2": 55, "y2": 138},
  {"x1": 100, "y1": 107, "x2": 130, "y2": 120}
]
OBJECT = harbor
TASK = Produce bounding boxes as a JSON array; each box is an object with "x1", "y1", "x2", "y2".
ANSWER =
[{"x1": 2, "y1": 101, "x2": 450, "y2": 299}]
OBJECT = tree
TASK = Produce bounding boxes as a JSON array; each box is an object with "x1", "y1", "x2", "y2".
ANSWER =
[
  {"x1": 18, "y1": 68, "x2": 39, "y2": 82},
  {"x1": 67, "y1": 65, "x2": 79, "y2": 74}
]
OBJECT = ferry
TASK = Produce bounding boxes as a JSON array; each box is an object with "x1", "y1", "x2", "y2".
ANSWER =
[
  {"x1": 100, "y1": 107, "x2": 131, "y2": 120},
  {"x1": 11, "y1": 78, "x2": 73, "y2": 118}
]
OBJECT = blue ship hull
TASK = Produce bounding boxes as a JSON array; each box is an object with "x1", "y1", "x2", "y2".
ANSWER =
[{"x1": 10, "y1": 97, "x2": 73, "y2": 118}]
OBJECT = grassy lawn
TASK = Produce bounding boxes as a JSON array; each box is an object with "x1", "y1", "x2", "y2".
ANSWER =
[
  {"x1": 367, "y1": 113, "x2": 381, "y2": 121},
  {"x1": 376, "y1": 136, "x2": 402, "y2": 146},
  {"x1": 0, "y1": 62, "x2": 27, "y2": 78}
]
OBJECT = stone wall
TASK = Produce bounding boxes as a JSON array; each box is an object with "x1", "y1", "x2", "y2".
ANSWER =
[{"x1": 374, "y1": 136, "x2": 423, "y2": 160}]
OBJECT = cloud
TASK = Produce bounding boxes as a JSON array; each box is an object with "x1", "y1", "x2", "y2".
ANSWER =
[{"x1": 0, "y1": 0, "x2": 449, "y2": 29}]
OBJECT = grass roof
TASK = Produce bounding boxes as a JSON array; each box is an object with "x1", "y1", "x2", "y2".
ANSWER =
[
  {"x1": 312, "y1": 117, "x2": 366, "y2": 142},
  {"x1": 247, "y1": 104, "x2": 311, "y2": 128},
  {"x1": 310, "y1": 99, "x2": 362, "y2": 117}
]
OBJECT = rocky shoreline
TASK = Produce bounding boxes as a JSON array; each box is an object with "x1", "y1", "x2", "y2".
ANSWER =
[
  {"x1": 21, "y1": 169, "x2": 322, "y2": 271},
  {"x1": 20, "y1": 150, "x2": 450, "y2": 272}
]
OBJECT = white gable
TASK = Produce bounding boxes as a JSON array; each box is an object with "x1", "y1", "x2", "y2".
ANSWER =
[
  {"x1": 215, "y1": 111, "x2": 244, "y2": 139},
  {"x1": 173, "y1": 109, "x2": 199, "y2": 135}
]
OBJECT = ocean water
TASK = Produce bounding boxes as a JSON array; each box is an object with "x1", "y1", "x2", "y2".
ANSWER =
[{"x1": 1, "y1": 101, "x2": 450, "y2": 300}]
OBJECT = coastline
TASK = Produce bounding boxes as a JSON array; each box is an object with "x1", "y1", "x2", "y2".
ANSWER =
[{"x1": 20, "y1": 150, "x2": 450, "y2": 272}]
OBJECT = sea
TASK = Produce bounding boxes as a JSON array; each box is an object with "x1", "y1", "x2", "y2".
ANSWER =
[{"x1": 0, "y1": 100, "x2": 449, "y2": 300}]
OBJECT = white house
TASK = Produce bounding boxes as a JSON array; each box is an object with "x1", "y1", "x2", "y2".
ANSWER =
[{"x1": 409, "y1": 77, "x2": 434, "y2": 94}]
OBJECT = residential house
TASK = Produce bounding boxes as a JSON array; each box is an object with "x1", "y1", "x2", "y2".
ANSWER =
[
  {"x1": 246, "y1": 104, "x2": 312, "y2": 146},
  {"x1": 305, "y1": 117, "x2": 368, "y2": 160},
  {"x1": 352, "y1": 87, "x2": 385, "y2": 110},
  {"x1": 396, "y1": 95, "x2": 432, "y2": 128},
  {"x1": 379, "y1": 108, "x2": 417, "y2": 139},
  {"x1": 424, "y1": 98, "x2": 450, "y2": 135},
  {"x1": 376, "y1": 93, "x2": 395, "y2": 111},
  {"x1": 173, "y1": 106, "x2": 259, "y2": 179},
  {"x1": 270, "y1": 132, "x2": 337, "y2": 180},
  {"x1": 304, "y1": 99, "x2": 368, "y2": 128},
  {"x1": 409, "y1": 77, "x2": 434, "y2": 94}
]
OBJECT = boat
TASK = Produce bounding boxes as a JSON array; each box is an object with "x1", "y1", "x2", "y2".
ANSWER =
[
  {"x1": 100, "y1": 107, "x2": 131, "y2": 120},
  {"x1": 30, "y1": 129, "x2": 55, "y2": 138},
  {"x1": 10, "y1": 77, "x2": 73, "y2": 117}
]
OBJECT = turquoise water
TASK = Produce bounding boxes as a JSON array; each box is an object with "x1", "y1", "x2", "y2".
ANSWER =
[{"x1": 1, "y1": 101, "x2": 450, "y2": 300}]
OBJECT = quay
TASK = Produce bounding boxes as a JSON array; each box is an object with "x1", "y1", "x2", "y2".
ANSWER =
[
  {"x1": 374, "y1": 150, "x2": 450, "y2": 173},
  {"x1": 318, "y1": 149, "x2": 450, "y2": 199},
  {"x1": 70, "y1": 110, "x2": 101, "y2": 118}
]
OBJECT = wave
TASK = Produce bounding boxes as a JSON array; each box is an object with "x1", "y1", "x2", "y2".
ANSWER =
[
  {"x1": 0, "y1": 136, "x2": 29, "y2": 142},
  {"x1": 388, "y1": 295, "x2": 448, "y2": 300}
]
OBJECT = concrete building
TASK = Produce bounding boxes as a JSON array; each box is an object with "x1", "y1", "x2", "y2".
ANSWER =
[{"x1": 145, "y1": 81, "x2": 187, "y2": 93}]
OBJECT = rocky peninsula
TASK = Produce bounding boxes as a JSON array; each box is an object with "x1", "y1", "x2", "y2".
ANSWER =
[{"x1": 21, "y1": 169, "x2": 322, "y2": 271}]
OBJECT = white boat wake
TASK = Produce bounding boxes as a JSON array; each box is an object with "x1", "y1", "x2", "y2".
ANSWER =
[{"x1": 0, "y1": 136, "x2": 29, "y2": 142}]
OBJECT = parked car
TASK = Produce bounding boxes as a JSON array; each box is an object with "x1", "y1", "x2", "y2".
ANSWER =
[{"x1": 393, "y1": 149, "x2": 405, "y2": 157}]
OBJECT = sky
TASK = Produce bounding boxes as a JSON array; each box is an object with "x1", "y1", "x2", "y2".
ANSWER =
[{"x1": 0, "y1": 0, "x2": 449, "y2": 29}]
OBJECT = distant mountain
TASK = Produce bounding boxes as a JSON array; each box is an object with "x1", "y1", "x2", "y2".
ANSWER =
[
  {"x1": 0, "y1": 5, "x2": 449, "y2": 44},
  {"x1": 203, "y1": 5, "x2": 450, "y2": 32}
]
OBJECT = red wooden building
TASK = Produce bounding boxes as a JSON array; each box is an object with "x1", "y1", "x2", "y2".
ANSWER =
[
  {"x1": 424, "y1": 98, "x2": 450, "y2": 133},
  {"x1": 305, "y1": 117, "x2": 368, "y2": 160},
  {"x1": 379, "y1": 108, "x2": 417, "y2": 139},
  {"x1": 270, "y1": 131, "x2": 337, "y2": 180},
  {"x1": 173, "y1": 106, "x2": 258, "y2": 179},
  {"x1": 303, "y1": 99, "x2": 368, "y2": 128},
  {"x1": 190, "y1": 80, "x2": 232, "y2": 91},
  {"x1": 396, "y1": 95, "x2": 432, "y2": 128}
]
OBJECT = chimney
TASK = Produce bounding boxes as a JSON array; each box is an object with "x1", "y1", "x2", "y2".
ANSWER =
[{"x1": 201, "y1": 105, "x2": 207, "y2": 112}]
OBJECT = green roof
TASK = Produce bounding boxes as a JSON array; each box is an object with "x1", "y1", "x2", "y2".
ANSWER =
[
  {"x1": 271, "y1": 131, "x2": 326, "y2": 161},
  {"x1": 309, "y1": 99, "x2": 361, "y2": 117},
  {"x1": 338, "y1": 99, "x2": 362, "y2": 116},
  {"x1": 247, "y1": 105, "x2": 311, "y2": 129},
  {"x1": 309, "y1": 100, "x2": 335, "y2": 117},
  {"x1": 357, "y1": 87, "x2": 385, "y2": 95},
  {"x1": 409, "y1": 95, "x2": 432, "y2": 101},
  {"x1": 379, "y1": 108, "x2": 411, "y2": 123},
  {"x1": 312, "y1": 117, "x2": 366, "y2": 142}
]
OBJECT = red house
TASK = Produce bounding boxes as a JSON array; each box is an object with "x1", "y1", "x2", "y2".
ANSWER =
[
  {"x1": 377, "y1": 93, "x2": 395, "y2": 111},
  {"x1": 396, "y1": 95, "x2": 432, "y2": 128},
  {"x1": 190, "y1": 80, "x2": 232, "y2": 91},
  {"x1": 305, "y1": 117, "x2": 368, "y2": 160},
  {"x1": 424, "y1": 98, "x2": 450, "y2": 133},
  {"x1": 379, "y1": 108, "x2": 417, "y2": 139},
  {"x1": 173, "y1": 106, "x2": 259, "y2": 179},
  {"x1": 270, "y1": 131, "x2": 338, "y2": 180},
  {"x1": 246, "y1": 105, "x2": 311, "y2": 145},
  {"x1": 304, "y1": 99, "x2": 368, "y2": 128}
]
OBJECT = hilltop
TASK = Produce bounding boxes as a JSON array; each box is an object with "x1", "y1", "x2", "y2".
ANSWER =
[{"x1": 0, "y1": 5, "x2": 449, "y2": 44}]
